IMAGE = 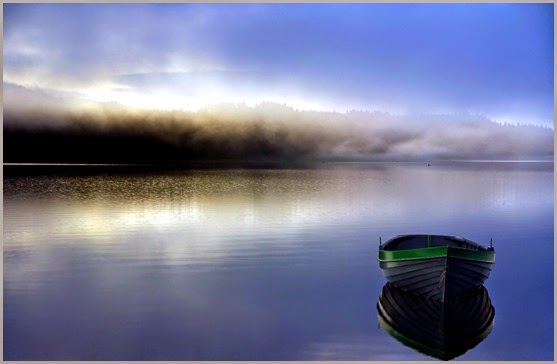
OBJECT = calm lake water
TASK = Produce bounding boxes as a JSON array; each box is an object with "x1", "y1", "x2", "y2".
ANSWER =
[{"x1": 3, "y1": 162, "x2": 554, "y2": 360}]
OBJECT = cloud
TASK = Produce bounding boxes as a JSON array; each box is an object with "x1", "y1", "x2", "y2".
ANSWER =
[
  {"x1": 3, "y1": 4, "x2": 224, "y2": 92},
  {"x1": 3, "y1": 4, "x2": 553, "y2": 125},
  {"x1": 3, "y1": 102, "x2": 553, "y2": 164}
]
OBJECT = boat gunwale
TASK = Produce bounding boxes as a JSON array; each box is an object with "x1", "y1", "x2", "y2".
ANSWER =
[
  {"x1": 378, "y1": 245, "x2": 495, "y2": 263},
  {"x1": 382, "y1": 234, "x2": 488, "y2": 250}
]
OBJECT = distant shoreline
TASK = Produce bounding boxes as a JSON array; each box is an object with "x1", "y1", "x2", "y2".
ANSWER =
[
  {"x1": 3, "y1": 160, "x2": 554, "y2": 167},
  {"x1": 3, "y1": 160, "x2": 553, "y2": 176}
]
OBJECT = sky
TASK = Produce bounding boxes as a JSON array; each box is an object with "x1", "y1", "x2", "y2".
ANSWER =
[{"x1": 3, "y1": 3, "x2": 554, "y2": 127}]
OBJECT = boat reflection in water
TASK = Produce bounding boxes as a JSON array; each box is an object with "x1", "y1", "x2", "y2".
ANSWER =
[{"x1": 377, "y1": 283, "x2": 495, "y2": 360}]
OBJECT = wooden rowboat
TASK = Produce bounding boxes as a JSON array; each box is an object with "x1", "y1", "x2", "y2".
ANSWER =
[
  {"x1": 377, "y1": 283, "x2": 495, "y2": 360},
  {"x1": 378, "y1": 234, "x2": 495, "y2": 301}
]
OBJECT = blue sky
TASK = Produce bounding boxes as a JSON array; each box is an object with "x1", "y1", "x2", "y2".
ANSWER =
[{"x1": 3, "y1": 3, "x2": 554, "y2": 126}]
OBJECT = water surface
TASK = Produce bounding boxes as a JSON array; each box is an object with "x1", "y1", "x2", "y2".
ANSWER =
[{"x1": 3, "y1": 162, "x2": 554, "y2": 360}]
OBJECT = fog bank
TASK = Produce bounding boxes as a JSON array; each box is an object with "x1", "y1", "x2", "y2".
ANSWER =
[{"x1": 3, "y1": 103, "x2": 553, "y2": 164}]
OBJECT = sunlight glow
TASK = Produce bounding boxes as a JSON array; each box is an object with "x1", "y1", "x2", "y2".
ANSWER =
[{"x1": 78, "y1": 82, "x2": 336, "y2": 112}]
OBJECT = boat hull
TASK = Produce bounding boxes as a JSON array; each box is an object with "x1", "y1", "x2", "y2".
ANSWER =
[{"x1": 378, "y1": 246, "x2": 495, "y2": 301}]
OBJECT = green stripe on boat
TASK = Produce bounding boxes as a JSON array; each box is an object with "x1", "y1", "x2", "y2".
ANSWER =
[{"x1": 378, "y1": 246, "x2": 495, "y2": 263}]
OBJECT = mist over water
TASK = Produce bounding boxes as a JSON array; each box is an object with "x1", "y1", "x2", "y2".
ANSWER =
[{"x1": 3, "y1": 103, "x2": 553, "y2": 164}]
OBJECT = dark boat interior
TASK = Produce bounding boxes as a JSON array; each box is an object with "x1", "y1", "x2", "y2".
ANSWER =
[{"x1": 382, "y1": 234, "x2": 492, "y2": 252}]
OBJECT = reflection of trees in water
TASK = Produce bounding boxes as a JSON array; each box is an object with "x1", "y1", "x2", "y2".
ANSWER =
[{"x1": 377, "y1": 283, "x2": 495, "y2": 361}]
